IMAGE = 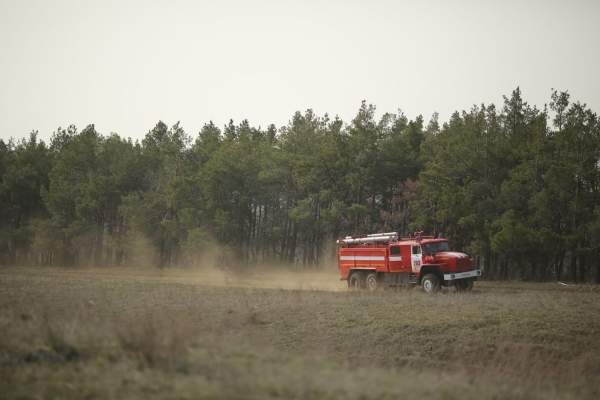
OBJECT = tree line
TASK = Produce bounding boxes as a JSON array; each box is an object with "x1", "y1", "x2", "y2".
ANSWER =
[{"x1": 1, "y1": 88, "x2": 599, "y2": 283}]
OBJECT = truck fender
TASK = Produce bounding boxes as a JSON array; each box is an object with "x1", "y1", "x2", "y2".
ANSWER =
[{"x1": 418, "y1": 265, "x2": 443, "y2": 283}]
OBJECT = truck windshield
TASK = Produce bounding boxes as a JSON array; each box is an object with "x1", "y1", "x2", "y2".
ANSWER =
[{"x1": 422, "y1": 241, "x2": 451, "y2": 254}]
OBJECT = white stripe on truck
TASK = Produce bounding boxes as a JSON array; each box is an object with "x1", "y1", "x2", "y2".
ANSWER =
[{"x1": 339, "y1": 256, "x2": 385, "y2": 261}]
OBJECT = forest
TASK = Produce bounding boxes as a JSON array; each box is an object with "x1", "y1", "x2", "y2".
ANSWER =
[{"x1": 1, "y1": 88, "x2": 599, "y2": 283}]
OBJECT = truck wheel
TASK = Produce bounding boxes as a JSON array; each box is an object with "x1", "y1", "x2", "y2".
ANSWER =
[
  {"x1": 455, "y1": 280, "x2": 467, "y2": 292},
  {"x1": 465, "y1": 279, "x2": 473, "y2": 291},
  {"x1": 348, "y1": 272, "x2": 366, "y2": 290},
  {"x1": 421, "y1": 274, "x2": 440, "y2": 293},
  {"x1": 456, "y1": 279, "x2": 474, "y2": 292},
  {"x1": 365, "y1": 272, "x2": 379, "y2": 291}
]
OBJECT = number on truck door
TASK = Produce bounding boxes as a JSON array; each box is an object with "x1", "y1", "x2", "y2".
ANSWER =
[{"x1": 411, "y1": 245, "x2": 422, "y2": 273}]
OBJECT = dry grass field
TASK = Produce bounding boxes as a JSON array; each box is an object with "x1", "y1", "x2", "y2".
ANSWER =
[{"x1": 1, "y1": 266, "x2": 599, "y2": 399}]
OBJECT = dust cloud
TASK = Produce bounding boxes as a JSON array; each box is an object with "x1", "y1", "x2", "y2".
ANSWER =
[
  {"x1": 68, "y1": 242, "x2": 348, "y2": 292},
  {"x1": 169, "y1": 243, "x2": 348, "y2": 291},
  {"x1": 181, "y1": 266, "x2": 346, "y2": 291}
]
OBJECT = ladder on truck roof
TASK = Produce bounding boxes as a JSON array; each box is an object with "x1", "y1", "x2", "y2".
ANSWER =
[
  {"x1": 337, "y1": 232, "x2": 398, "y2": 246},
  {"x1": 337, "y1": 231, "x2": 440, "y2": 247}
]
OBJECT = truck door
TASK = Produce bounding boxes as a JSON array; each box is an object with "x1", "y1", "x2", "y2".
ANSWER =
[
  {"x1": 411, "y1": 245, "x2": 422, "y2": 274},
  {"x1": 388, "y1": 245, "x2": 404, "y2": 272}
]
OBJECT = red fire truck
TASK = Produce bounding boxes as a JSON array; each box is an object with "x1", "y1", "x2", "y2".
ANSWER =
[{"x1": 337, "y1": 232, "x2": 481, "y2": 293}]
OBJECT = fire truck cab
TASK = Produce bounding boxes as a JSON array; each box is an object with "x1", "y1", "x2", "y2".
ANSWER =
[{"x1": 337, "y1": 232, "x2": 481, "y2": 293}]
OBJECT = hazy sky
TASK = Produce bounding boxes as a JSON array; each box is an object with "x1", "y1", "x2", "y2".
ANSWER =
[{"x1": 1, "y1": 0, "x2": 599, "y2": 144}]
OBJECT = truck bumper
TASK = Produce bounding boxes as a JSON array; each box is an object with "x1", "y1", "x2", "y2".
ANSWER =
[{"x1": 443, "y1": 270, "x2": 481, "y2": 281}]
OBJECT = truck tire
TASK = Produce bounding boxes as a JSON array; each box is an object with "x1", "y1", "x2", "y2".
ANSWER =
[
  {"x1": 365, "y1": 272, "x2": 379, "y2": 291},
  {"x1": 348, "y1": 272, "x2": 366, "y2": 290},
  {"x1": 455, "y1": 279, "x2": 474, "y2": 292},
  {"x1": 465, "y1": 279, "x2": 473, "y2": 291},
  {"x1": 455, "y1": 279, "x2": 467, "y2": 292},
  {"x1": 421, "y1": 273, "x2": 440, "y2": 293}
]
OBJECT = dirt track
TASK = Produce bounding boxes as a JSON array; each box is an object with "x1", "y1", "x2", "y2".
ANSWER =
[
  {"x1": 2, "y1": 266, "x2": 598, "y2": 294},
  {"x1": 0, "y1": 266, "x2": 349, "y2": 292}
]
